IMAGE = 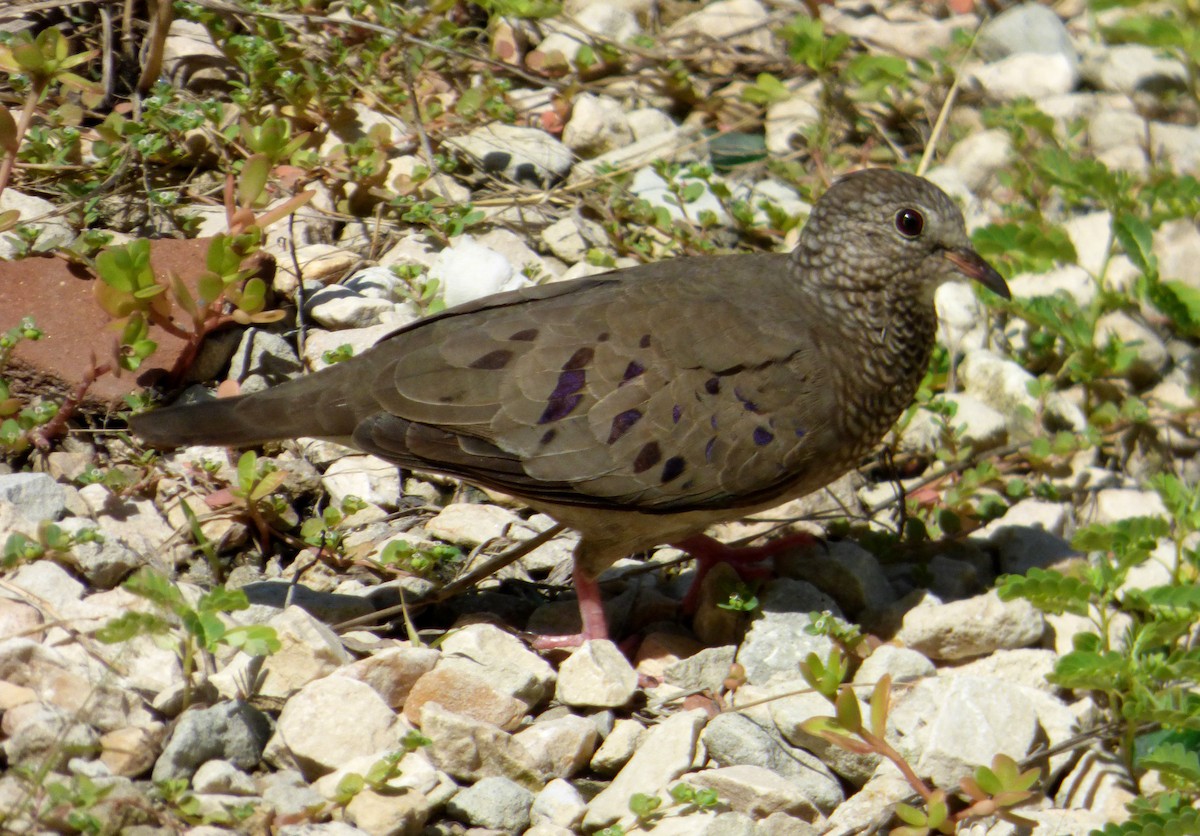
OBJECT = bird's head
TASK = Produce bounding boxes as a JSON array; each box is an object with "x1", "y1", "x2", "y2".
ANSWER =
[{"x1": 797, "y1": 168, "x2": 1010, "y2": 306}]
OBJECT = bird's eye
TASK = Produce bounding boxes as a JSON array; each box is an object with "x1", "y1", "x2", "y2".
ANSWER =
[{"x1": 894, "y1": 208, "x2": 924, "y2": 238}]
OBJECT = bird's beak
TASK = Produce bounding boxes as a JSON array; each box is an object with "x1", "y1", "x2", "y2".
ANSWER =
[{"x1": 944, "y1": 248, "x2": 1010, "y2": 300}]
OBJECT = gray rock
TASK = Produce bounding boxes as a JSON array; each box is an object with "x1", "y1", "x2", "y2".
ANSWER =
[
  {"x1": 153, "y1": 700, "x2": 272, "y2": 782},
  {"x1": 770, "y1": 687, "x2": 880, "y2": 786},
  {"x1": 776, "y1": 540, "x2": 896, "y2": 617},
  {"x1": 0, "y1": 473, "x2": 66, "y2": 522},
  {"x1": 447, "y1": 775, "x2": 535, "y2": 833},
  {"x1": 978, "y1": 4, "x2": 1077, "y2": 68},
  {"x1": 63, "y1": 536, "x2": 146, "y2": 589},
  {"x1": 228, "y1": 329, "x2": 304, "y2": 394},
  {"x1": 977, "y1": 498, "x2": 1076, "y2": 575},
  {"x1": 260, "y1": 769, "x2": 329, "y2": 820},
  {"x1": 531, "y1": 778, "x2": 587, "y2": 829},
  {"x1": 701, "y1": 712, "x2": 843, "y2": 812},
  {"x1": 664, "y1": 644, "x2": 737, "y2": 693},
  {"x1": 235, "y1": 581, "x2": 376, "y2": 624},
  {"x1": 852, "y1": 645, "x2": 935, "y2": 686},
  {"x1": 686, "y1": 764, "x2": 827, "y2": 820},
  {"x1": 735, "y1": 579, "x2": 841, "y2": 685}
]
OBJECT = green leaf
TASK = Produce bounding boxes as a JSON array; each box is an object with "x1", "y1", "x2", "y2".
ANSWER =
[
  {"x1": 997, "y1": 567, "x2": 1092, "y2": 616},
  {"x1": 1050, "y1": 648, "x2": 1127, "y2": 690},
  {"x1": 1114, "y1": 214, "x2": 1156, "y2": 276}
]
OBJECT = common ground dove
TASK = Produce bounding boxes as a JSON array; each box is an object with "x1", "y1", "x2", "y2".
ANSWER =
[{"x1": 131, "y1": 169, "x2": 1009, "y2": 646}]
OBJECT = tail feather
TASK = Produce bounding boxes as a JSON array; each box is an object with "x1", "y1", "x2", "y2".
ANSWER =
[{"x1": 130, "y1": 368, "x2": 365, "y2": 448}]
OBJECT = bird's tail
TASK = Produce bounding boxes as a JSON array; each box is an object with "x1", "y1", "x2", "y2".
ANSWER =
[{"x1": 129, "y1": 365, "x2": 365, "y2": 449}]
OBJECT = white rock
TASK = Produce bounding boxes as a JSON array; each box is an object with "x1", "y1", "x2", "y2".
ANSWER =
[
  {"x1": 320, "y1": 455, "x2": 401, "y2": 508},
  {"x1": 1007, "y1": 265, "x2": 1096, "y2": 307},
  {"x1": 427, "y1": 234, "x2": 527, "y2": 308},
  {"x1": 265, "y1": 677, "x2": 400, "y2": 779},
  {"x1": 944, "y1": 129, "x2": 1013, "y2": 191},
  {"x1": 888, "y1": 674, "x2": 1043, "y2": 789},
  {"x1": 665, "y1": 0, "x2": 773, "y2": 53},
  {"x1": 563, "y1": 93, "x2": 634, "y2": 156},
  {"x1": 302, "y1": 322, "x2": 412, "y2": 372},
  {"x1": 1150, "y1": 120, "x2": 1200, "y2": 177},
  {"x1": 895, "y1": 590, "x2": 1045, "y2": 661},
  {"x1": 626, "y1": 108, "x2": 677, "y2": 140},
  {"x1": 959, "y1": 349, "x2": 1087, "y2": 437},
  {"x1": 555, "y1": 640, "x2": 638, "y2": 708},
  {"x1": 539, "y1": 4, "x2": 640, "y2": 61},
  {"x1": 513, "y1": 714, "x2": 598, "y2": 779},
  {"x1": 934, "y1": 280, "x2": 990, "y2": 353},
  {"x1": 1094, "y1": 310, "x2": 1169, "y2": 384},
  {"x1": 446, "y1": 124, "x2": 573, "y2": 186},
  {"x1": 590, "y1": 717, "x2": 644, "y2": 775},
  {"x1": 571, "y1": 126, "x2": 700, "y2": 182},
  {"x1": 1087, "y1": 488, "x2": 1168, "y2": 525},
  {"x1": 425, "y1": 502, "x2": 521, "y2": 547},
  {"x1": 254, "y1": 606, "x2": 353, "y2": 700},
  {"x1": 1063, "y1": 210, "x2": 1113, "y2": 278},
  {"x1": 531, "y1": 777, "x2": 587, "y2": 829},
  {"x1": 823, "y1": 773, "x2": 912, "y2": 834},
  {"x1": 824, "y1": 8, "x2": 969, "y2": 59},
  {"x1": 1155, "y1": 217, "x2": 1200, "y2": 287},
  {"x1": 967, "y1": 53, "x2": 1077, "y2": 101},
  {"x1": 418, "y1": 702, "x2": 542, "y2": 789},
  {"x1": 438, "y1": 623, "x2": 556, "y2": 708},
  {"x1": 629, "y1": 167, "x2": 730, "y2": 226},
  {"x1": 765, "y1": 92, "x2": 821, "y2": 157},
  {"x1": 1082, "y1": 43, "x2": 1188, "y2": 96},
  {"x1": 192, "y1": 760, "x2": 257, "y2": 795},
  {"x1": 582, "y1": 710, "x2": 706, "y2": 829},
  {"x1": 0, "y1": 190, "x2": 75, "y2": 259}
]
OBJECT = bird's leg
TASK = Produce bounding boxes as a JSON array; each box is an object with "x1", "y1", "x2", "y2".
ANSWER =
[
  {"x1": 531, "y1": 564, "x2": 609, "y2": 650},
  {"x1": 673, "y1": 532, "x2": 819, "y2": 612}
]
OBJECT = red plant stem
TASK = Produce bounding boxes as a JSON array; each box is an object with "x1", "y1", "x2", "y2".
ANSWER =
[{"x1": 30, "y1": 360, "x2": 112, "y2": 450}]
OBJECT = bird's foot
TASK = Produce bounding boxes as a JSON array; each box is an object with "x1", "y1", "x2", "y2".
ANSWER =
[
  {"x1": 673, "y1": 531, "x2": 820, "y2": 613},
  {"x1": 529, "y1": 565, "x2": 609, "y2": 650}
]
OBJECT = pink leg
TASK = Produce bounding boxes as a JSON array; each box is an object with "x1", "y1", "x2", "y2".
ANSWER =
[
  {"x1": 673, "y1": 532, "x2": 819, "y2": 613},
  {"x1": 532, "y1": 565, "x2": 609, "y2": 650}
]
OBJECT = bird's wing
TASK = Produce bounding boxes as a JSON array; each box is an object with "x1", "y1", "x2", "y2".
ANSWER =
[{"x1": 346, "y1": 253, "x2": 845, "y2": 513}]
